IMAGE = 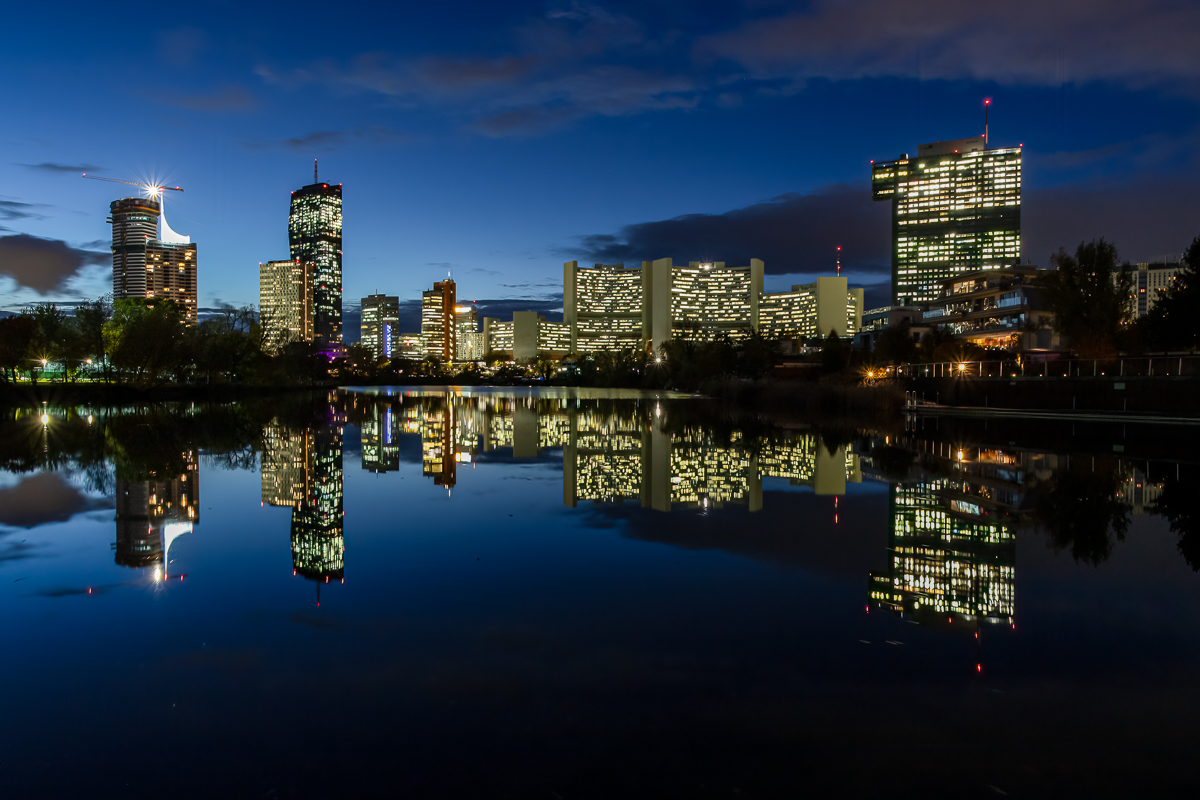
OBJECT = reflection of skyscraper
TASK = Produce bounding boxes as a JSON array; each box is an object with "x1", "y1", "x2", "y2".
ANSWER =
[
  {"x1": 114, "y1": 450, "x2": 199, "y2": 575},
  {"x1": 261, "y1": 424, "x2": 313, "y2": 507},
  {"x1": 869, "y1": 475, "x2": 1016, "y2": 628},
  {"x1": 289, "y1": 166, "x2": 343, "y2": 343},
  {"x1": 362, "y1": 403, "x2": 399, "y2": 473},
  {"x1": 421, "y1": 402, "x2": 457, "y2": 488},
  {"x1": 290, "y1": 424, "x2": 345, "y2": 582}
]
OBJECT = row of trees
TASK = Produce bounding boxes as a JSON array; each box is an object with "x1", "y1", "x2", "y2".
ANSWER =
[
  {"x1": 1042, "y1": 235, "x2": 1200, "y2": 358},
  {"x1": 0, "y1": 296, "x2": 309, "y2": 389}
]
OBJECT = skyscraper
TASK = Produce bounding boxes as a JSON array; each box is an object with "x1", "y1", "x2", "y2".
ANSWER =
[
  {"x1": 289, "y1": 164, "x2": 343, "y2": 343},
  {"x1": 421, "y1": 279, "x2": 456, "y2": 362},
  {"x1": 110, "y1": 196, "x2": 199, "y2": 323},
  {"x1": 260, "y1": 259, "x2": 312, "y2": 352},
  {"x1": 872, "y1": 136, "x2": 1022, "y2": 306},
  {"x1": 455, "y1": 305, "x2": 481, "y2": 360},
  {"x1": 361, "y1": 294, "x2": 400, "y2": 361}
]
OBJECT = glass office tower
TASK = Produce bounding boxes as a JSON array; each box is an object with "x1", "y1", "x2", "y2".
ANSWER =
[
  {"x1": 289, "y1": 175, "x2": 343, "y2": 343},
  {"x1": 872, "y1": 136, "x2": 1022, "y2": 306}
]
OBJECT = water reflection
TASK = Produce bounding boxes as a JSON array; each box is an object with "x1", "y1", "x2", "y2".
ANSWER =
[
  {"x1": 114, "y1": 449, "x2": 198, "y2": 579},
  {"x1": 4, "y1": 392, "x2": 1199, "y2": 615}
]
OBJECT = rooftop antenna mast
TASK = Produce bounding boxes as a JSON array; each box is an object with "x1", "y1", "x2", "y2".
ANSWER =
[
  {"x1": 314, "y1": 159, "x2": 318, "y2": 184},
  {"x1": 836, "y1": 246, "x2": 842, "y2": 277},
  {"x1": 984, "y1": 98, "x2": 991, "y2": 147}
]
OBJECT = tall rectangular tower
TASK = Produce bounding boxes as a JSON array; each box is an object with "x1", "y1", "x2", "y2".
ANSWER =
[
  {"x1": 289, "y1": 168, "x2": 343, "y2": 343},
  {"x1": 260, "y1": 259, "x2": 312, "y2": 352},
  {"x1": 872, "y1": 136, "x2": 1022, "y2": 306},
  {"x1": 361, "y1": 294, "x2": 399, "y2": 361},
  {"x1": 421, "y1": 279, "x2": 456, "y2": 362}
]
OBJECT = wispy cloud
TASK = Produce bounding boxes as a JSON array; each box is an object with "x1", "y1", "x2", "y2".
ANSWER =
[
  {"x1": 697, "y1": 0, "x2": 1200, "y2": 93},
  {"x1": 244, "y1": 126, "x2": 411, "y2": 153},
  {"x1": 159, "y1": 84, "x2": 255, "y2": 112},
  {"x1": 0, "y1": 200, "x2": 48, "y2": 221},
  {"x1": 20, "y1": 163, "x2": 103, "y2": 174}
]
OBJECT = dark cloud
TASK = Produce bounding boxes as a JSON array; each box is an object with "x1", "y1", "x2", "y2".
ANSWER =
[
  {"x1": 566, "y1": 183, "x2": 891, "y2": 276},
  {"x1": 258, "y1": 5, "x2": 697, "y2": 137},
  {"x1": 0, "y1": 234, "x2": 109, "y2": 294},
  {"x1": 160, "y1": 85, "x2": 255, "y2": 112},
  {"x1": 0, "y1": 200, "x2": 47, "y2": 221},
  {"x1": 246, "y1": 127, "x2": 411, "y2": 153},
  {"x1": 0, "y1": 473, "x2": 111, "y2": 529},
  {"x1": 566, "y1": 172, "x2": 1200, "y2": 294},
  {"x1": 1024, "y1": 176, "x2": 1200, "y2": 266},
  {"x1": 698, "y1": 0, "x2": 1200, "y2": 93},
  {"x1": 20, "y1": 163, "x2": 104, "y2": 174},
  {"x1": 474, "y1": 297, "x2": 564, "y2": 323}
]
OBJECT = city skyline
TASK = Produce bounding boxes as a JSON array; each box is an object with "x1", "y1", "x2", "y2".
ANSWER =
[{"x1": 3, "y1": 2, "x2": 1200, "y2": 324}]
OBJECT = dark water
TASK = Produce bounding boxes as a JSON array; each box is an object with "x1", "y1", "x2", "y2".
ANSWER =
[{"x1": 1, "y1": 388, "x2": 1199, "y2": 798}]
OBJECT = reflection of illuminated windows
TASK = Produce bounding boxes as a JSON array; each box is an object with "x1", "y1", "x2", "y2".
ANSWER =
[{"x1": 869, "y1": 479, "x2": 1015, "y2": 627}]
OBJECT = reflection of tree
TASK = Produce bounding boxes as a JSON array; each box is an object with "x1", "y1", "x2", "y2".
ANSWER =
[
  {"x1": 1154, "y1": 466, "x2": 1200, "y2": 571},
  {"x1": 1035, "y1": 464, "x2": 1130, "y2": 565}
]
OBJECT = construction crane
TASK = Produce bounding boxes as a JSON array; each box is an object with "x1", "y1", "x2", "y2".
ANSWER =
[
  {"x1": 82, "y1": 173, "x2": 183, "y2": 194},
  {"x1": 85, "y1": 173, "x2": 190, "y2": 243}
]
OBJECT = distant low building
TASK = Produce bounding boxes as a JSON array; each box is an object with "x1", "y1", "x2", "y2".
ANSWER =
[
  {"x1": 1125, "y1": 261, "x2": 1183, "y2": 319},
  {"x1": 854, "y1": 305, "x2": 926, "y2": 351}
]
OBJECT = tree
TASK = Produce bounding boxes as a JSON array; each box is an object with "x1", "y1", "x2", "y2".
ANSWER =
[
  {"x1": 0, "y1": 315, "x2": 37, "y2": 382},
  {"x1": 1035, "y1": 464, "x2": 1130, "y2": 565},
  {"x1": 1153, "y1": 465, "x2": 1200, "y2": 571},
  {"x1": 736, "y1": 331, "x2": 781, "y2": 379},
  {"x1": 820, "y1": 330, "x2": 847, "y2": 374},
  {"x1": 105, "y1": 299, "x2": 186, "y2": 388},
  {"x1": 1140, "y1": 234, "x2": 1200, "y2": 352},
  {"x1": 874, "y1": 320, "x2": 919, "y2": 365},
  {"x1": 75, "y1": 296, "x2": 113, "y2": 382},
  {"x1": 1038, "y1": 239, "x2": 1132, "y2": 358}
]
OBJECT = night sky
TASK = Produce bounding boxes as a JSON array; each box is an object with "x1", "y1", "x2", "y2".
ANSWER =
[{"x1": 3, "y1": 0, "x2": 1199, "y2": 334}]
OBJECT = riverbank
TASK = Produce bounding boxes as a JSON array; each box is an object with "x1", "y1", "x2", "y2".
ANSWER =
[
  {"x1": 0, "y1": 381, "x2": 336, "y2": 407},
  {"x1": 700, "y1": 377, "x2": 907, "y2": 427}
]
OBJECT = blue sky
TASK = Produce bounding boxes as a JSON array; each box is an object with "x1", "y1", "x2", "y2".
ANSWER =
[{"x1": 3, "y1": 0, "x2": 1199, "y2": 326}]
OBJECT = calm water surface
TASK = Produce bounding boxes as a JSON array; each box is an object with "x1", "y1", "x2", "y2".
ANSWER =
[{"x1": 1, "y1": 388, "x2": 1198, "y2": 798}]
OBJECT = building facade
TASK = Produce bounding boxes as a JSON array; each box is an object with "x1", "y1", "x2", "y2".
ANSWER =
[
  {"x1": 421, "y1": 279, "x2": 456, "y2": 362},
  {"x1": 563, "y1": 260, "x2": 858, "y2": 355},
  {"x1": 921, "y1": 266, "x2": 1061, "y2": 351},
  {"x1": 110, "y1": 196, "x2": 199, "y2": 323},
  {"x1": 872, "y1": 136, "x2": 1022, "y2": 306},
  {"x1": 759, "y1": 277, "x2": 863, "y2": 340},
  {"x1": 260, "y1": 259, "x2": 312, "y2": 352},
  {"x1": 564, "y1": 261, "x2": 648, "y2": 353},
  {"x1": 1127, "y1": 262, "x2": 1182, "y2": 319},
  {"x1": 455, "y1": 305, "x2": 482, "y2": 361},
  {"x1": 288, "y1": 173, "x2": 343, "y2": 343},
  {"x1": 361, "y1": 294, "x2": 400, "y2": 362}
]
